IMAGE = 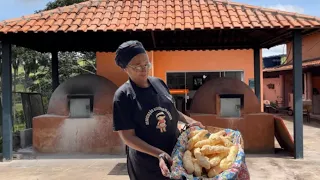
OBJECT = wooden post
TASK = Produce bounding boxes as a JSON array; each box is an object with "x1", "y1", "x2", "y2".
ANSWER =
[
  {"x1": 293, "y1": 30, "x2": 303, "y2": 159},
  {"x1": 254, "y1": 48, "x2": 261, "y2": 101},
  {"x1": 1, "y1": 41, "x2": 13, "y2": 161},
  {"x1": 51, "y1": 51, "x2": 59, "y2": 92}
]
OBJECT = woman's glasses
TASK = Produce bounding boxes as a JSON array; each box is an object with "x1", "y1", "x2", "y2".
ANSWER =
[{"x1": 127, "y1": 62, "x2": 152, "y2": 72}]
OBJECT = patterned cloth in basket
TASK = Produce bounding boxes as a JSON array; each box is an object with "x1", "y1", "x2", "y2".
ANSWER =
[{"x1": 167, "y1": 126, "x2": 250, "y2": 180}]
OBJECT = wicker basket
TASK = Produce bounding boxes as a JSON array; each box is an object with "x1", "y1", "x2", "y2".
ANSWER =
[
  {"x1": 169, "y1": 126, "x2": 249, "y2": 180},
  {"x1": 205, "y1": 126, "x2": 245, "y2": 149}
]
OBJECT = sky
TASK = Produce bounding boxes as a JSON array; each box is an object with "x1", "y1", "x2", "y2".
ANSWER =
[{"x1": 0, "y1": 0, "x2": 320, "y2": 57}]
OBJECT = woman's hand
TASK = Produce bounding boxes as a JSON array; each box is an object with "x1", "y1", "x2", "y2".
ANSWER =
[
  {"x1": 178, "y1": 111, "x2": 205, "y2": 129},
  {"x1": 158, "y1": 152, "x2": 173, "y2": 177},
  {"x1": 187, "y1": 119, "x2": 205, "y2": 129}
]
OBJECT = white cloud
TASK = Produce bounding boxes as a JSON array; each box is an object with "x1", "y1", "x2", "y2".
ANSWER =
[
  {"x1": 267, "y1": 4, "x2": 305, "y2": 14},
  {"x1": 262, "y1": 44, "x2": 286, "y2": 57}
]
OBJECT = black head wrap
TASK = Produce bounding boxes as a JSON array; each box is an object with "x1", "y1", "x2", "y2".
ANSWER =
[{"x1": 115, "y1": 40, "x2": 146, "y2": 68}]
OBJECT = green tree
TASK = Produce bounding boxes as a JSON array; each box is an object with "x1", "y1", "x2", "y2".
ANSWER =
[
  {"x1": 11, "y1": 46, "x2": 22, "y2": 124},
  {"x1": 4, "y1": 0, "x2": 96, "y2": 117},
  {"x1": 29, "y1": 0, "x2": 96, "y2": 110},
  {"x1": 40, "y1": 0, "x2": 87, "y2": 12}
]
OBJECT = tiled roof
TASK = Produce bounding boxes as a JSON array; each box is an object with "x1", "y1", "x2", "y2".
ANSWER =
[
  {"x1": 263, "y1": 59, "x2": 320, "y2": 72},
  {"x1": 1, "y1": 0, "x2": 320, "y2": 34}
]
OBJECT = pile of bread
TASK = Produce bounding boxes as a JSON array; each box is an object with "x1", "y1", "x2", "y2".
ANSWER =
[{"x1": 182, "y1": 129, "x2": 238, "y2": 178}]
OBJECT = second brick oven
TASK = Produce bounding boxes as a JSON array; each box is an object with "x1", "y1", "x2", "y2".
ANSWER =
[{"x1": 189, "y1": 77, "x2": 275, "y2": 153}]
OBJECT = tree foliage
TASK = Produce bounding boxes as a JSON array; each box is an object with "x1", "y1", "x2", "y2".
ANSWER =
[
  {"x1": 5, "y1": 0, "x2": 96, "y2": 115},
  {"x1": 41, "y1": 0, "x2": 87, "y2": 11}
]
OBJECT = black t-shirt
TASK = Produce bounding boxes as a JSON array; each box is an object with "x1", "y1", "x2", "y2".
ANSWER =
[{"x1": 113, "y1": 77, "x2": 180, "y2": 155}]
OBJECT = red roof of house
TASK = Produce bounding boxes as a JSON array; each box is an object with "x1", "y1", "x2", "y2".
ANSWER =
[
  {"x1": 263, "y1": 59, "x2": 320, "y2": 72},
  {"x1": 1, "y1": 0, "x2": 320, "y2": 34}
]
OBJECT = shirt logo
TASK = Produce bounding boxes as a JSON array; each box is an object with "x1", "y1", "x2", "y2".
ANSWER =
[
  {"x1": 156, "y1": 112, "x2": 167, "y2": 133},
  {"x1": 145, "y1": 106, "x2": 172, "y2": 132}
]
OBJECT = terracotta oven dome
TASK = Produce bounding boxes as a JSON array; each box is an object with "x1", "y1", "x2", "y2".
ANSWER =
[
  {"x1": 47, "y1": 74, "x2": 117, "y2": 116},
  {"x1": 190, "y1": 77, "x2": 260, "y2": 115},
  {"x1": 188, "y1": 77, "x2": 276, "y2": 154},
  {"x1": 33, "y1": 74, "x2": 125, "y2": 154}
]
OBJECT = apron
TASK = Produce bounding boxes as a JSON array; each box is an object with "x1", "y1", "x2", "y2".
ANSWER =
[{"x1": 126, "y1": 77, "x2": 180, "y2": 180}]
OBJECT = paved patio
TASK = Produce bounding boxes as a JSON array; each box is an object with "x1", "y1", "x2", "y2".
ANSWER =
[
  {"x1": 1, "y1": 116, "x2": 320, "y2": 180},
  {"x1": 246, "y1": 115, "x2": 320, "y2": 179}
]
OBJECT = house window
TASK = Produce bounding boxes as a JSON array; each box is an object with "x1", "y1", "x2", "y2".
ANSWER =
[
  {"x1": 224, "y1": 71, "x2": 243, "y2": 81},
  {"x1": 166, "y1": 72, "x2": 186, "y2": 89},
  {"x1": 193, "y1": 76, "x2": 204, "y2": 90},
  {"x1": 68, "y1": 94, "x2": 94, "y2": 118}
]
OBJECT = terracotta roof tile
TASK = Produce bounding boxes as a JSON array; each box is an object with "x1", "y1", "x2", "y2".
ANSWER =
[
  {"x1": 25, "y1": 19, "x2": 37, "y2": 27},
  {"x1": 79, "y1": 24, "x2": 88, "y2": 32},
  {"x1": 87, "y1": 24, "x2": 97, "y2": 31},
  {"x1": 0, "y1": 0, "x2": 320, "y2": 34},
  {"x1": 8, "y1": 26, "x2": 21, "y2": 33},
  {"x1": 73, "y1": 19, "x2": 82, "y2": 25},
  {"x1": 29, "y1": 25, "x2": 41, "y2": 32},
  {"x1": 0, "y1": 26, "x2": 12, "y2": 33},
  {"x1": 54, "y1": 19, "x2": 64, "y2": 26},
  {"x1": 38, "y1": 25, "x2": 50, "y2": 32},
  {"x1": 68, "y1": 25, "x2": 78, "y2": 32},
  {"x1": 48, "y1": 25, "x2": 59, "y2": 32},
  {"x1": 297, "y1": 18, "x2": 312, "y2": 27},
  {"x1": 264, "y1": 59, "x2": 320, "y2": 72},
  {"x1": 58, "y1": 24, "x2": 69, "y2": 32},
  {"x1": 16, "y1": 19, "x2": 28, "y2": 27},
  {"x1": 96, "y1": 24, "x2": 107, "y2": 31}
]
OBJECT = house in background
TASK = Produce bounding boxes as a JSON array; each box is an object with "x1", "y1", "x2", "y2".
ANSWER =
[
  {"x1": 263, "y1": 32, "x2": 320, "y2": 114},
  {"x1": 263, "y1": 54, "x2": 286, "y2": 69}
]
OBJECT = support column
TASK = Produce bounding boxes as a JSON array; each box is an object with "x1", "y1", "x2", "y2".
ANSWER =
[
  {"x1": 293, "y1": 30, "x2": 303, "y2": 159},
  {"x1": 279, "y1": 75, "x2": 284, "y2": 107},
  {"x1": 254, "y1": 47, "x2": 261, "y2": 101},
  {"x1": 307, "y1": 72, "x2": 312, "y2": 100},
  {"x1": 1, "y1": 41, "x2": 13, "y2": 161},
  {"x1": 51, "y1": 51, "x2": 59, "y2": 92}
]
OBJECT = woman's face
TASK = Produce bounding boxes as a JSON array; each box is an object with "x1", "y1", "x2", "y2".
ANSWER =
[{"x1": 125, "y1": 53, "x2": 151, "y2": 82}]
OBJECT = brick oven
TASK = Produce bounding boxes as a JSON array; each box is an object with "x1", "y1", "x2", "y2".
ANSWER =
[
  {"x1": 189, "y1": 77, "x2": 275, "y2": 154},
  {"x1": 33, "y1": 74, "x2": 125, "y2": 154}
]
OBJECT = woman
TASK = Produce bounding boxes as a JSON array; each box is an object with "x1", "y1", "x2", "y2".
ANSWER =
[{"x1": 112, "y1": 40, "x2": 204, "y2": 180}]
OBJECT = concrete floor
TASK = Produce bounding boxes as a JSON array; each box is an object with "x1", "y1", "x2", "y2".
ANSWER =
[
  {"x1": 246, "y1": 115, "x2": 320, "y2": 180},
  {"x1": 1, "y1": 116, "x2": 320, "y2": 180}
]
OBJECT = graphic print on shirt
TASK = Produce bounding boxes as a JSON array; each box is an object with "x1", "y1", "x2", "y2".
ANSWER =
[
  {"x1": 156, "y1": 112, "x2": 167, "y2": 132},
  {"x1": 145, "y1": 106, "x2": 172, "y2": 133}
]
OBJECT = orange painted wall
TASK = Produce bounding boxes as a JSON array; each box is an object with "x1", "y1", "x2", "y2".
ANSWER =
[
  {"x1": 96, "y1": 50, "x2": 263, "y2": 105},
  {"x1": 96, "y1": 52, "x2": 126, "y2": 87},
  {"x1": 312, "y1": 76, "x2": 320, "y2": 91},
  {"x1": 153, "y1": 50, "x2": 254, "y2": 86},
  {"x1": 96, "y1": 51, "x2": 154, "y2": 87},
  {"x1": 286, "y1": 31, "x2": 320, "y2": 63}
]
